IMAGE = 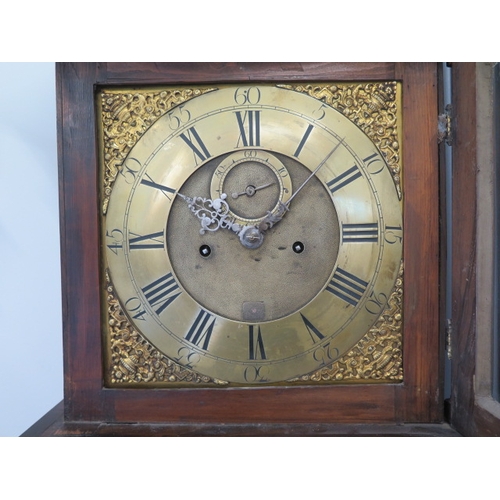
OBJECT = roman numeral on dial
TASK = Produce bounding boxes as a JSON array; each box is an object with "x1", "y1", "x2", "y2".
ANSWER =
[
  {"x1": 326, "y1": 152, "x2": 386, "y2": 194},
  {"x1": 293, "y1": 124, "x2": 314, "y2": 158},
  {"x1": 184, "y1": 310, "x2": 216, "y2": 351},
  {"x1": 300, "y1": 314, "x2": 325, "y2": 343},
  {"x1": 140, "y1": 174, "x2": 176, "y2": 200},
  {"x1": 129, "y1": 231, "x2": 164, "y2": 250},
  {"x1": 326, "y1": 165, "x2": 362, "y2": 194},
  {"x1": 248, "y1": 325, "x2": 266, "y2": 360},
  {"x1": 179, "y1": 126, "x2": 211, "y2": 163},
  {"x1": 326, "y1": 268, "x2": 369, "y2": 307},
  {"x1": 342, "y1": 223, "x2": 379, "y2": 243},
  {"x1": 235, "y1": 110, "x2": 261, "y2": 147},
  {"x1": 141, "y1": 272, "x2": 181, "y2": 315}
]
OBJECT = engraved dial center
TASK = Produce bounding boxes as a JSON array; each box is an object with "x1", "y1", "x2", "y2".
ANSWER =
[
  {"x1": 210, "y1": 150, "x2": 292, "y2": 225},
  {"x1": 169, "y1": 151, "x2": 340, "y2": 322}
]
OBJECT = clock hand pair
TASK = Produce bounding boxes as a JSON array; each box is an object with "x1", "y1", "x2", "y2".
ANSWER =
[
  {"x1": 259, "y1": 137, "x2": 346, "y2": 231},
  {"x1": 178, "y1": 138, "x2": 345, "y2": 248}
]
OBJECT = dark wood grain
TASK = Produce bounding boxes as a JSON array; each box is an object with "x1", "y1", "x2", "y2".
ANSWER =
[
  {"x1": 448, "y1": 64, "x2": 500, "y2": 436},
  {"x1": 101, "y1": 62, "x2": 396, "y2": 84},
  {"x1": 22, "y1": 401, "x2": 461, "y2": 436},
  {"x1": 57, "y1": 63, "x2": 108, "y2": 421},
  {"x1": 111, "y1": 384, "x2": 398, "y2": 424},
  {"x1": 396, "y1": 63, "x2": 441, "y2": 423},
  {"x1": 57, "y1": 63, "x2": 442, "y2": 431},
  {"x1": 449, "y1": 63, "x2": 477, "y2": 436}
]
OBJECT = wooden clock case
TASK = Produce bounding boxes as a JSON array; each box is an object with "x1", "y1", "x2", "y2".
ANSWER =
[{"x1": 27, "y1": 62, "x2": 473, "y2": 436}]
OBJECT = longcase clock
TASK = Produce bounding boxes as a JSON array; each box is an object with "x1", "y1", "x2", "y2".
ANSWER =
[{"x1": 51, "y1": 63, "x2": 443, "y2": 435}]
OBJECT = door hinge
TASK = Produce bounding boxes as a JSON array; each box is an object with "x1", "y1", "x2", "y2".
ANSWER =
[
  {"x1": 445, "y1": 318, "x2": 452, "y2": 360},
  {"x1": 438, "y1": 104, "x2": 453, "y2": 146}
]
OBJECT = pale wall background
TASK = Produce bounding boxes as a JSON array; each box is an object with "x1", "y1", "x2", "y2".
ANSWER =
[{"x1": 0, "y1": 62, "x2": 63, "y2": 436}]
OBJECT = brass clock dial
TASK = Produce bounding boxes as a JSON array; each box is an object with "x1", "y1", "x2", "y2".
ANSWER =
[{"x1": 103, "y1": 84, "x2": 403, "y2": 385}]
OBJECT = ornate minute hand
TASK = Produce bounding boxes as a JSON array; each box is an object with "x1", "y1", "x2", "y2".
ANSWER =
[{"x1": 259, "y1": 137, "x2": 346, "y2": 232}]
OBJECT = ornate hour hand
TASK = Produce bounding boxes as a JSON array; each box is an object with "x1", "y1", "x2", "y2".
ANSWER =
[
  {"x1": 231, "y1": 181, "x2": 276, "y2": 199},
  {"x1": 177, "y1": 192, "x2": 265, "y2": 249},
  {"x1": 259, "y1": 138, "x2": 346, "y2": 232},
  {"x1": 177, "y1": 193, "x2": 242, "y2": 235}
]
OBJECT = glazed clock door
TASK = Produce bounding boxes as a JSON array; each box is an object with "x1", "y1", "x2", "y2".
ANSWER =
[{"x1": 57, "y1": 63, "x2": 441, "y2": 431}]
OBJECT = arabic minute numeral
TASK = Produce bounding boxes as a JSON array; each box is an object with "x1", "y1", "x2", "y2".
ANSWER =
[
  {"x1": 120, "y1": 157, "x2": 142, "y2": 184},
  {"x1": 167, "y1": 104, "x2": 191, "y2": 131},
  {"x1": 313, "y1": 103, "x2": 327, "y2": 121},
  {"x1": 234, "y1": 87, "x2": 261, "y2": 105},
  {"x1": 365, "y1": 290, "x2": 389, "y2": 315},
  {"x1": 173, "y1": 346, "x2": 201, "y2": 369},
  {"x1": 385, "y1": 224, "x2": 403, "y2": 244},
  {"x1": 313, "y1": 342, "x2": 339, "y2": 367},
  {"x1": 124, "y1": 297, "x2": 147, "y2": 321},
  {"x1": 243, "y1": 365, "x2": 270, "y2": 383},
  {"x1": 106, "y1": 228, "x2": 124, "y2": 255}
]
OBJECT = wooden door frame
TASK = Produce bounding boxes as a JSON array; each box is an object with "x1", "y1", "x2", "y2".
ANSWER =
[
  {"x1": 449, "y1": 62, "x2": 500, "y2": 436},
  {"x1": 55, "y1": 63, "x2": 442, "y2": 432}
]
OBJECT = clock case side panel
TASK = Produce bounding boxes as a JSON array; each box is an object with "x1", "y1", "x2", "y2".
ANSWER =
[
  {"x1": 57, "y1": 62, "x2": 441, "y2": 425},
  {"x1": 57, "y1": 63, "x2": 111, "y2": 422},
  {"x1": 396, "y1": 63, "x2": 442, "y2": 423}
]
